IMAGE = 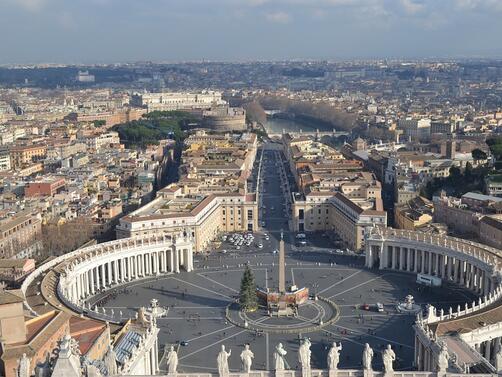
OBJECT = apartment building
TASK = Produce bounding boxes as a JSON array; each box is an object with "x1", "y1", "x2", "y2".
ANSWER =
[
  {"x1": 433, "y1": 192, "x2": 502, "y2": 248},
  {"x1": 394, "y1": 196, "x2": 434, "y2": 230},
  {"x1": 0, "y1": 210, "x2": 42, "y2": 259},
  {"x1": 0, "y1": 149, "x2": 11, "y2": 171},
  {"x1": 25, "y1": 178, "x2": 66, "y2": 197},
  {"x1": 398, "y1": 118, "x2": 431, "y2": 141},
  {"x1": 9, "y1": 144, "x2": 47, "y2": 169},
  {"x1": 330, "y1": 193, "x2": 386, "y2": 251},
  {"x1": 479, "y1": 216, "x2": 502, "y2": 250}
]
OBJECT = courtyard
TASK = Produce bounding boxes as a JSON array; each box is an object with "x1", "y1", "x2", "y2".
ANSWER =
[{"x1": 97, "y1": 248, "x2": 476, "y2": 373}]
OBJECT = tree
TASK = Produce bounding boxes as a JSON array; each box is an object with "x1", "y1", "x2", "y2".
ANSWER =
[
  {"x1": 472, "y1": 149, "x2": 487, "y2": 161},
  {"x1": 239, "y1": 265, "x2": 258, "y2": 312}
]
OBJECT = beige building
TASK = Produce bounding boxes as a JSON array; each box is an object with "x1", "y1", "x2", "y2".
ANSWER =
[
  {"x1": 433, "y1": 193, "x2": 481, "y2": 236},
  {"x1": 179, "y1": 131, "x2": 257, "y2": 195},
  {"x1": 329, "y1": 193, "x2": 387, "y2": 251},
  {"x1": 292, "y1": 192, "x2": 386, "y2": 251},
  {"x1": 0, "y1": 210, "x2": 42, "y2": 259},
  {"x1": 479, "y1": 216, "x2": 502, "y2": 250},
  {"x1": 116, "y1": 185, "x2": 258, "y2": 252},
  {"x1": 9, "y1": 144, "x2": 47, "y2": 169},
  {"x1": 394, "y1": 196, "x2": 434, "y2": 230}
]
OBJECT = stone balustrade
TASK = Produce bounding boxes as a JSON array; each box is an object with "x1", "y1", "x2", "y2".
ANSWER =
[{"x1": 22, "y1": 234, "x2": 194, "y2": 318}]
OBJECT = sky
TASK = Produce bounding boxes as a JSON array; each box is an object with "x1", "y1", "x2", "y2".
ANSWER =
[{"x1": 1, "y1": 0, "x2": 502, "y2": 64}]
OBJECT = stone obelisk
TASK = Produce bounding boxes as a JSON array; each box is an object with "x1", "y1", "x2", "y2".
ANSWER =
[{"x1": 279, "y1": 231, "x2": 286, "y2": 294}]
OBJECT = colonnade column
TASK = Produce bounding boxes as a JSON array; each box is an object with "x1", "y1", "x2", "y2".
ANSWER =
[
  {"x1": 447, "y1": 257, "x2": 453, "y2": 281},
  {"x1": 162, "y1": 251, "x2": 168, "y2": 273},
  {"x1": 90, "y1": 268, "x2": 95, "y2": 294},
  {"x1": 107, "y1": 262, "x2": 112, "y2": 285},
  {"x1": 421, "y1": 250, "x2": 426, "y2": 274}
]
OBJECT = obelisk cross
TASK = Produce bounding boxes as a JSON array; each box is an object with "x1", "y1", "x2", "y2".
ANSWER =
[{"x1": 279, "y1": 230, "x2": 286, "y2": 293}]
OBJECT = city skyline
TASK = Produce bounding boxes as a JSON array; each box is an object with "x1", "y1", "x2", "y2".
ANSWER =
[{"x1": 1, "y1": 0, "x2": 502, "y2": 64}]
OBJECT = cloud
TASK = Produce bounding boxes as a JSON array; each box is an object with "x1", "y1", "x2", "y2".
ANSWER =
[
  {"x1": 58, "y1": 10, "x2": 77, "y2": 30},
  {"x1": 8, "y1": 0, "x2": 46, "y2": 11},
  {"x1": 454, "y1": 0, "x2": 502, "y2": 11},
  {"x1": 399, "y1": 0, "x2": 424, "y2": 15},
  {"x1": 265, "y1": 11, "x2": 291, "y2": 23}
]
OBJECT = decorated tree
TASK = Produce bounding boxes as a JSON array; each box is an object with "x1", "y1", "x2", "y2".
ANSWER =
[{"x1": 239, "y1": 264, "x2": 258, "y2": 312}]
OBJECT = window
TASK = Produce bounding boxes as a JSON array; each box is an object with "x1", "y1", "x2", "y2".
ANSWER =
[
  {"x1": 247, "y1": 209, "x2": 253, "y2": 220},
  {"x1": 299, "y1": 209, "x2": 304, "y2": 220}
]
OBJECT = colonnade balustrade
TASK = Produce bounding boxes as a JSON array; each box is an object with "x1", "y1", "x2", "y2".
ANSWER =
[
  {"x1": 366, "y1": 227, "x2": 502, "y2": 375},
  {"x1": 365, "y1": 228, "x2": 500, "y2": 298},
  {"x1": 21, "y1": 234, "x2": 194, "y2": 319}
]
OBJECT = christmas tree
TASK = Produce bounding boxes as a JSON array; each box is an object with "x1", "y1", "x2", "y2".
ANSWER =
[{"x1": 239, "y1": 264, "x2": 258, "y2": 312}]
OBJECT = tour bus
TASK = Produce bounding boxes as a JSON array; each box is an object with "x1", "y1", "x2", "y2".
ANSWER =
[{"x1": 416, "y1": 273, "x2": 442, "y2": 287}]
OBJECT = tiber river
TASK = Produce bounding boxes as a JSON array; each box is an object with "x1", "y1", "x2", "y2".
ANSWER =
[{"x1": 264, "y1": 117, "x2": 327, "y2": 134}]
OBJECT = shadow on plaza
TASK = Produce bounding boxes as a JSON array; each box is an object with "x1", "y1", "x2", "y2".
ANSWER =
[{"x1": 147, "y1": 286, "x2": 231, "y2": 308}]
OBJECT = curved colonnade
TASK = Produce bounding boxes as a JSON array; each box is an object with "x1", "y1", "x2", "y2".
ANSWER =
[
  {"x1": 365, "y1": 227, "x2": 502, "y2": 374},
  {"x1": 20, "y1": 225, "x2": 502, "y2": 375},
  {"x1": 22, "y1": 234, "x2": 194, "y2": 323}
]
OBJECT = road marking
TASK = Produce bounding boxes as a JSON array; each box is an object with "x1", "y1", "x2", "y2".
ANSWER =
[
  {"x1": 322, "y1": 327, "x2": 366, "y2": 346},
  {"x1": 317, "y1": 270, "x2": 363, "y2": 295},
  {"x1": 171, "y1": 306, "x2": 226, "y2": 309},
  {"x1": 179, "y1": 317, "x2": 269, "y2": 360},
  {"x1": 197, "y1": 273, "x2": 239, "y2": 294},
  {"x1": 333, "y1": 324, "x2": 413, "y2": 349},
  {"x1": 202, "y1": 268, "x2": 268, "y2": 275},
  {"x1": 186, "y1": 324, "x2": 236, "y2": 342},
  {"x1": 266, "y1": 332, "x2": 270, "y2": 370},
  {"x1": 170, "y1": 277, "x2": 233, "y2": 300},
  {"x1": 329, "y1": 274, "x2": 398, "y2": 299},
  {"x1": 159, "y1": 317, "x2": 224, "y2": 320}
]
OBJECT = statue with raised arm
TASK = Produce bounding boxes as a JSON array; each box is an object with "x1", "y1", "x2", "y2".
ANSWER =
[
  {"x1": 240, "y1": 344, "x2": 254, "y2": 373},
  {"x1": 298, "y1": 338, "x2": 312, "y2": 377},
  {"x1": 274, "y1": 343, "x2": 288, "y2": 371},
  {"x1": 328, "y1": 342, "x2": 343, "y2": 371},
  {"x1": 437, "y1": 343, "x2": 449, "y2": 374},
  {"x1": 17, "y1": 353, "x2": 30, "y2": 377},
  {"x1": 166, "y1": 345, "x2": 178, "y2": 374},
  {"x1": 362, "y1": 343, "x2": 373, "y2": 371},
  {"x1": 217, "y1": 345, "x2": 231, "y2": 377},
  {"x1": 382, "y1": 345, "x2": 396, "y2": 374}
]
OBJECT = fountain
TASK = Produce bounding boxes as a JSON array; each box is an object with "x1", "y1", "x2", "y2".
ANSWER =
[{"x1": 396, "y1": 295, "x2": 421, "y2": 314}]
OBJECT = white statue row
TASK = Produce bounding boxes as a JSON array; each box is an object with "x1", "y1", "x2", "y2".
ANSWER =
[{"x1": 164, "y1": 340, "x2": 446, "y2": 376}]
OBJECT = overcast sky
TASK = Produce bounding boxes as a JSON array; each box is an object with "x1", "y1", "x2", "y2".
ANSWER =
[{"x1": 1, "y1": 0, "x2": 502, "y2": 64}]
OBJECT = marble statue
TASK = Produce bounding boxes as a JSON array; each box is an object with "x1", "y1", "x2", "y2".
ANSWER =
[
  {"x1": 382, "y1": 345, "x2": 396, "y2": 373},
  {"x1": 86, "y1": 365, "x2": 102, "y2": 377},
  {"x1": 362, "y1": 343, "x2": 373, "y2": 371},
  {"x1": 328, "y1": 342, "x2": 343, "y2": 371},
  {"x1": 138, "y1": 307, "x2": 149, "y2": 324},
  {"x1": 240, "y1": 344, "x2": 254, "y2": 373},
  {"x1": 104, "y1": 345, "x2": 118, "y2": 376},
  {"x1": 217, "y1": 345, "x2": 231, "y2": 377},
  {"x1": 17, "y1": 353, "x2": 30, "y2": 377},
  {"x1": 298, "y1": 338, "x2": 312, "y2": 377},
  {"x1": 274, "y1": 343, "x2": 288, "y2": 371},
  {"x1": 166, "y1": 345, "x2": 179, "y2": 374},
  {"x1": 437, "y1": 342, "x2": 449, "y2": 373}
]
